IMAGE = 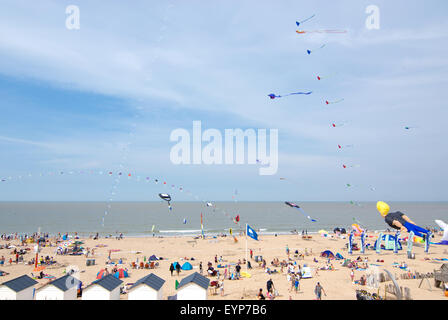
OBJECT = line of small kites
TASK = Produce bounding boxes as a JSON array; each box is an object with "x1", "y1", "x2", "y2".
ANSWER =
[
  {"x1": 270, "y1": 14, "x2": 359, "y2": 208},
  {"x1": 0, "y1": 169, "x2": 244, "y2": 230}
]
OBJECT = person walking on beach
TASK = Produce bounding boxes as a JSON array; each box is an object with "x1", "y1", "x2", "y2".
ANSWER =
[
  {"x1": 250, "y1": 249, "x2": 253, "y2": 259},
  {"x1": 294, "y1": 276, "x2": 300, "y2": 293},
  {"x1": 286, "y1": 245, "x2": 290, "y2": 259},
  {"x1": 199, "y1": 262, "x2": 203, "y2": 274},
  {"x1": 267, "y1": 278, "x2": 275, "y2": 294},
  {"x1": 314, "y1": 282, "x2": 326, "y2": 300},
  {"x1": 175, "y1": 262, "x2": 181, "y2": 276},
  {"x1": 169, "y1": 263, "x2": 174, "y2": 276},
  {"x1": 350, "y1": 269, "x2": 355, "y2": 283}
]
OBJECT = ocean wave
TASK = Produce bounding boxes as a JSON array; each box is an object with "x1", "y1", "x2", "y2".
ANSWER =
[{"x1": 159, "y1": 229, "x2": 202, "y2": 233}]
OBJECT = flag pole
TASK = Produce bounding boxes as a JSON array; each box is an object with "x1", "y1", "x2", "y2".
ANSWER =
[{"x1": 245, "y1": 223, "x2": 248, "y2": 272}]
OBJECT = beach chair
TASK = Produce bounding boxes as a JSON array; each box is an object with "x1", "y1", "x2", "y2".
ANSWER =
[
  {"x1": 145, "y1": 263, "x2": 149, "y2": 269},
  {"x1": 139, "y1": 262, "x2": 144, "y2": 269},
  {"x1": 150, "y1": 262, "x2": 155, "y2": 269}
]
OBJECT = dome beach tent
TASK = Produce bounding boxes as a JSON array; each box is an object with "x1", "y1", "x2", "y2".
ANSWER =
[
  {"x1": 181, "y1": 262, "x2": 192, "y2": 271},
  {"x1": 320, "y1": 250, "x2": 335, "y2": 259}
]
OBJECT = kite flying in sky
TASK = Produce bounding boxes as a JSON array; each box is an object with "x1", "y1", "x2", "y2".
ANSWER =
[
  {"x1": 307, "y1": 44, "x2": 326, "y2": 55},
  {"x1": 342, "y1": 164, "x2": 360, "y2": 169},
  {"x1": 297, "y1": 29, "x2": 347, "y2": 34},
  {"x1": 285, "y1": 201, "x2": 317, "y2": 222},
  {"x1": 325, "y1": 98, "x2": 344, "y2": 105},
  {"x1": 159, "y1": 193, "x2": 172, "y2": 211},
  {"x1": 295, "y1": 14, "x2": 315, "y2": 27},
  {"x1": 331, "y1": 122, "x2": 348, "y2": 128},
  {"x1": 268, "y1": 91, "x2": 312, "y2": 99}
]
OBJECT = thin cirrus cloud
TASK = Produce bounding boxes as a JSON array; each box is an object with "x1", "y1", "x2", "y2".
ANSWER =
[{"x1": 0, "y1": 0, "x2": 447, "y2": 200}]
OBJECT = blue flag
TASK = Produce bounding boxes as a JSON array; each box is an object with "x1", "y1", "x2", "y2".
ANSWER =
[{"x1": 246, "y1": 224, "x2": 258, "y2": 241}]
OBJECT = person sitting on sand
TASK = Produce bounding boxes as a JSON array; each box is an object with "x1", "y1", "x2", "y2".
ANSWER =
[{"x1": 257, "y1": 288, "x2": 265, "y2": 300}]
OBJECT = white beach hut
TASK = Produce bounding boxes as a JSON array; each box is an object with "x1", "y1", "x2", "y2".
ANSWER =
[
  {"x1": 0, "y1": 275, "x2": 38, "y2": 300},
  {"x1": 177, "y1": 272, "x2": 210, "y2": 300},
  {"x1": 128, "y1": 273, "x2": 165, "y2": 300},
  {"x1": 82, "y1": 274, "x2": 123, "y2": 300},
  {"x1": 35, "y1": 274, "x2": 79, "y2": 300}
]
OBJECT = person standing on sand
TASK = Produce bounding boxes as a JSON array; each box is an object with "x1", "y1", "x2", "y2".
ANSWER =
[
  {"x1": 287, "y1": 273, "x2": 292, "y2": 292},
  {"x1": 266, "y1": 278, "x2": 274, "y2": 294},
  {"x1": 286, "y1": 245, "x2": 290, "y2": 259},
  {"x1": 175, "y1": 262, "x2": 181, "y2": 276},
  {"x1": 314, "y1": 282, "x2": 326, "y2": 300},
  {"x1": 169, "y1": 263, "x2": 174, "y2": 276},
  {"x1": 235, "y1": 263, "x2": 241, "y2": 279},
  {"x1": 199, "y1": 262, "x2": 203, "y2": 274},
  {"x1": 350, "y1": 269, "x2": 355, "y2": 283},
  {"x1": 250, "y1": 249, "x2": 253, "y2": 259}
]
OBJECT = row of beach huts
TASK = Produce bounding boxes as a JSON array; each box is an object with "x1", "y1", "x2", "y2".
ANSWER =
[{"x1": 0, "y1": 272, "x2": 210, "y2": 300}]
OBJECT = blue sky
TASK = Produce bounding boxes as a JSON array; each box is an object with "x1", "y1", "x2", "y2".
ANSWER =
[{"x1": 0, "y1": 0, "x2": 447, "y2": 201}]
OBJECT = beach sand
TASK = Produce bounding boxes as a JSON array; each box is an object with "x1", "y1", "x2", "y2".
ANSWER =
[{"x1": 1, "y1": 232, "x2": 447, "y2": 300}]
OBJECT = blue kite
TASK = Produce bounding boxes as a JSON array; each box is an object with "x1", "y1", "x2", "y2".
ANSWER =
[{"x1": 268, "y1": 91, "x2": 312, "y2": 99}]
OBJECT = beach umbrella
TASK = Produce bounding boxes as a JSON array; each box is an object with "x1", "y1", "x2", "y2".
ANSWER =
[
  {"x1": 96, "y1": 269, "x2": 108, "y2": 279},
  {"x1": 318, "y1": 230, "x2": 328, "y2": 234},
  {"x1": 114, "y1": 268, "x2": 129, "y2": 279}
]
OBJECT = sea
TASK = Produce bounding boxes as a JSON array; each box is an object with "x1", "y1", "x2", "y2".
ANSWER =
[{"x1": 0, "y1": 201, "x2": 446, "y2": 237}]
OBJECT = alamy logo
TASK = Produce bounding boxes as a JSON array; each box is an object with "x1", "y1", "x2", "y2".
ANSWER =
[{"x1": 170, "y1": 121, "x2": 278, "y2": 175}]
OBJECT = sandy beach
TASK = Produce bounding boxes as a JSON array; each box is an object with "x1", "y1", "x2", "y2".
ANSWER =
[{"x1": 1, "y1": 231, "x2": 447, "y2": 300}]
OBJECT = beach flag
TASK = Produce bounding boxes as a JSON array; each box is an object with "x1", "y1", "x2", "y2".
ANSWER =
[{"x1": 246, "y1": 224, "x2": 258, "y2": 241}]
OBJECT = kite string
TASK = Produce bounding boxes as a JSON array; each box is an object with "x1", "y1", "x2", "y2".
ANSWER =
[{"x1": 101, "y1": 1, "x2": 175, "y2": 227}]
